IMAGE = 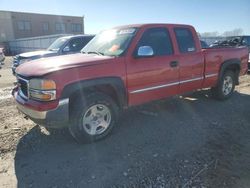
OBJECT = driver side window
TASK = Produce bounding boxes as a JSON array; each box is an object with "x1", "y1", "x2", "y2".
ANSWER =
[
  {"x1": 136, "y1": 27, "x2": 173, "y2": 56},
  {"x1": 64, "y1": 38, "x2": 84, "y2": 53}
]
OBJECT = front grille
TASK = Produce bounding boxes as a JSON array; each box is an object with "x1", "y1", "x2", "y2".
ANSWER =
[
  {"x1": 13, "y1": 55, "x2": 19, "y2": 61},
  {"x1": 17, "y1": 77, "x2": 29, "y2": 98},
  {"x1": 13, "y1": 56, "x2": 20, "y2": 66},
  {"x1": 13, "y1": 55, "x2": 26, "y2": 66}
]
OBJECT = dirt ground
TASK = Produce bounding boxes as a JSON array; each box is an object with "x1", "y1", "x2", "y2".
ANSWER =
[
  {"x1": 0, "y1": 57, "x2": 16, "y2": 89},
  {"x1": 0, "y1": 57, "x2": 250, "y2": 188}
]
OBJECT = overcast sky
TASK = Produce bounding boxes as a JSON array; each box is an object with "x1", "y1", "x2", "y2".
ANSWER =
[{"x1": 0, "y1": 0, "x2": 249, "y2": 34}]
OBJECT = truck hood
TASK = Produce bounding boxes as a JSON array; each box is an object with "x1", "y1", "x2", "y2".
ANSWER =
[
  {"x1": 19, "y1": 50, "x2": 57, "y2": 59},
  {"x1": 16, "y1": 53, "x2": 115, "y2": 77}
]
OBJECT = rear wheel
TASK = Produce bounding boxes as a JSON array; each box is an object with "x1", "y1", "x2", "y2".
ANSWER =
[
  {"x1": 69, "y1": 92, "x2": 119, "y2": 143},
  {"x1": 211, "y1": 70, "x2": 236, "y2": 100}
]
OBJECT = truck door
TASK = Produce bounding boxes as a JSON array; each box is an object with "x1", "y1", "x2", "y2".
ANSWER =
[
  {"x1": 126, "y1": 27, "x2": 180, "y2": 106},
  {"x1": 173, "y1": 27, "x2": 204, "y2": 93}
]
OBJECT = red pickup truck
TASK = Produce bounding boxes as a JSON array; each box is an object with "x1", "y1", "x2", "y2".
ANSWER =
[{"x1": 13, "y1": 24, "x2": 249, "y2": 143}]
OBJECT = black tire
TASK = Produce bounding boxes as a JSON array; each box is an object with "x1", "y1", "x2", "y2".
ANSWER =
[
  {"x1": 69, "y1": 92, "x2": 119, "y2": 143},
  {"x1": 211, "y1": 70, "x2": 236, "y2": 100}
]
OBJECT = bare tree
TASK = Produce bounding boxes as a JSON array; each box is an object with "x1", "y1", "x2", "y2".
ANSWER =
[
  {"x1": 199, "y1": 28, "x2": 244, "y2": 38},
  {"x1": 200, "y1": 31, "x2": 219, "y2": 37},
  {"x1": 222, "y1": 28, "x2": 243, "y2": 37}
]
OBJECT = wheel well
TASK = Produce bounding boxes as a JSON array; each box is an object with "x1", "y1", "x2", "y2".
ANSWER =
[
  {"x1": 94, "y1": 84, "x2": 120, "y2": 106},
  {"x1": 69, "y1": 84, "x2": 122, "y2": 110},
  {"x1": 224, "y1": 64, "x2": 240, "y2": 85},
  {"x1": 225, "y1": 63, "x2": 240, "y2": 73}
]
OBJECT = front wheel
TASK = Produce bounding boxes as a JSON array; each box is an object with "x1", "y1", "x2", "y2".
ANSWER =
[
  {"x1": 211, "y1": 70, "x2": 236, "y2": 100},
  {"x1": 69, "y1": 92, "x2": 119, "y2": 143}
]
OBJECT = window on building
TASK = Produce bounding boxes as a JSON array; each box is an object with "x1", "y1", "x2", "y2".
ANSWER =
[
  {"x1": 43, "y1": 22, "x2": 49, "y2": 32},
  {"x1": 72, "y1": 23, "x2": 82, "y2": 32},
  {"x1": 17, "y1": 21, "x2": 31, "y2": 31},
  {"x1": 55, "y1": 23, "x2": 66, "y2": 32}
]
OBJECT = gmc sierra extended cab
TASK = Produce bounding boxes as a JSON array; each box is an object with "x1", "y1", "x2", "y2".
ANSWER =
[{"x1": 13, "y1": 24, "x2": 249, "y2": 143}]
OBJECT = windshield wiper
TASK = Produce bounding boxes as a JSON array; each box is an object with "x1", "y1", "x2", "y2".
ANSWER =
[
  {"x1": 85, "y1": 51, "x2": 104, "y2": 56},
  {"x1": 48, "y1": 49, "x2": 58, "y2": 52}
]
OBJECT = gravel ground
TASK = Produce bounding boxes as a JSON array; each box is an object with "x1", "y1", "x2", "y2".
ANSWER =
[
  {"x1": 0, "y1": 57, "x2": 250, "y2": 188},
  {"x1": 0, "y1": 57, "x2": 16, "y2": 89}
]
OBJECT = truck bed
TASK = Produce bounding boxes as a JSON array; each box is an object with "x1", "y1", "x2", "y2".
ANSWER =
[{"x1": 202, "y1": 46, "x2": 249, "y2": 88}]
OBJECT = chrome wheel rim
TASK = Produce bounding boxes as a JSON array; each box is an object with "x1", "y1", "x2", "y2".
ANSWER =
[
  {"x1": 82, "y1": 104, "x2": 111, "y2": 136},
  {"x1": 222, "y1": 76, "x2": 233, "y2": 96}
]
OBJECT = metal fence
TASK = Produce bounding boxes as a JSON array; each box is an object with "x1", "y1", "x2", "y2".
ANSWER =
[{"x1": 8, "y1": 34, "x2": 70, "y2": 55}]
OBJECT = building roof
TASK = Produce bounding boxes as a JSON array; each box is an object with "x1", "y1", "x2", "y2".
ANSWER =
[{"x1": 0, "y1": 10, "x2": 83, "y2": 18}]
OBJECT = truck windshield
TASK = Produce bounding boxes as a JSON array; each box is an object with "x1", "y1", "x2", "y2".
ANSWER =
[
  {"x1": 82, "y1": 28, "x2": 137, "y2": 56},
  {"x1": 47, "y1": 38, "x2": 67, "y2": 52}
]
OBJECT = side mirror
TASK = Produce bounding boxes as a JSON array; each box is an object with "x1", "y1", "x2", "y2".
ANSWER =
[
  {"x1": 63, "y1": 46, "x2": 70, "y2": 53},
  {"x1": 137, "y1": 46, "x2": 154, "y2": 57}
]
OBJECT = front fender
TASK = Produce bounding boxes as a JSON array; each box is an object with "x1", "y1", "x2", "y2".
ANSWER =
[{"x1": 60, "y1": 77, "x2": 127, "y2": 108}]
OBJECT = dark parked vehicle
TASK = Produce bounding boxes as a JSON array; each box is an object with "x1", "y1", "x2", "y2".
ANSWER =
[
  {"x1": 210, "y1": 36, "x2": 250, "y2": 49},
  {"x1": 12, "y1": 35, "x2": 94, "y2": 74},
  {"x1": 210, "y1": 36, "x2": 250, "y2": 71},
  {"x1": 0, "y1": 48, "x2": 5, "y2": 64},
  {"x1": 200, "y1": 40, "x2": 209, "y2": 48}
]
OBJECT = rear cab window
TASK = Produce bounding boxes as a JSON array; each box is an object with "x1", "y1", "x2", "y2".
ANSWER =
[
  {"x1": 136, "y1": 27, "x2": 173, "y2": 56},
  {"x1": 174, "y1": 28, "x2": 196, "y2": 53}
]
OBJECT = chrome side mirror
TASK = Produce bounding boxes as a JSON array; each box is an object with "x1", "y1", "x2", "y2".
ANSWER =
[
  {"x1": 137, "y1": 46, "x2": 154, "y2": 57},
  {"x1": 63, "y1": 46, "x2": 70, "y2": 53}
]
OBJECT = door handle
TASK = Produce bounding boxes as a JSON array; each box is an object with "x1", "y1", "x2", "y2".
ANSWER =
[{"x1": 170, "y1": 61, "x2": 179, "y2": 67}]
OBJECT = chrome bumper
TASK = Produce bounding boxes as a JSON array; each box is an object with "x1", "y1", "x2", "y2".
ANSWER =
[
  {"x1": 16, "y1": 98, "x2": 69, "y2": 128},
  {"x1": 0, "y1": 55, "x2": 5, "y2": 62},
  {"x1": 16, "y1": 102, "x2": 47, "y2": 119}
]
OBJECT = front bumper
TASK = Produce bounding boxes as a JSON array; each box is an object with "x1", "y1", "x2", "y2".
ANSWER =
[
  {"x1": 12, "y1": 62, "x2": 19, "y2": 74},
  {"x1": 0, "y1": 54, "x2": 5, "y2": 62},
  {"x1": 12, "y1": 66, "x2": 17, "y2": 75},
  {"x1": 248, "y1": 53, "x2": 250, "y2": 72},
  {"x1": 15, "y1": 94, "x2": 70, "y2": 128},
  {"x1": 12, "y1": 56, "x2": 20, "y2": 74}
]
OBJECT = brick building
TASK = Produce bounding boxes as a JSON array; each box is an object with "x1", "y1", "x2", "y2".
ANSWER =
[{"x1": 0, "y1": 10, "x2": 84, "y2": 42}]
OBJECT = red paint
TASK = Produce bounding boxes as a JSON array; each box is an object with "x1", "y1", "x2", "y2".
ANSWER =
[{"x1": 14, "y1": 23, "x2": 249, "y2": 110}]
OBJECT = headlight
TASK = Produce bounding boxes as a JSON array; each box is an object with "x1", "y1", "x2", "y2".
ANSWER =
[
  {"x1": 29, "y1": 79, "x2": 56, "y2": 101},
  {"x1": 19, "y1": 59, "x2": 31, "y2": 65}
]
